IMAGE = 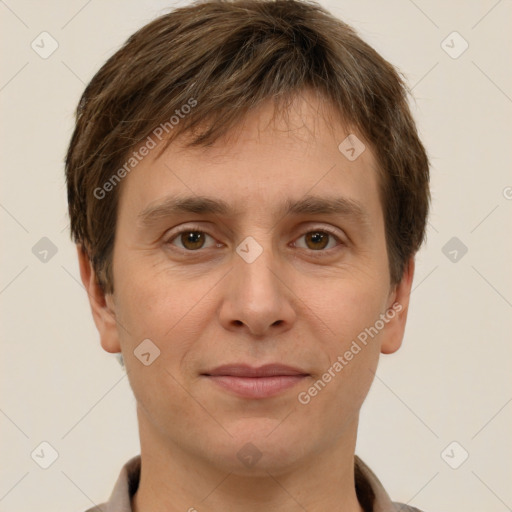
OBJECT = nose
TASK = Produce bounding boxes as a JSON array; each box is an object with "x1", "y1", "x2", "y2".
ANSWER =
[{"x1": 218, "y1": 242, "x2": 297, "y2": 337}]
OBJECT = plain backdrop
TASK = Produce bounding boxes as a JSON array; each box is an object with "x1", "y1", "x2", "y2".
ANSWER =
[{"x1": 1, "y1": 1, "x2": 511, "y2": 511}]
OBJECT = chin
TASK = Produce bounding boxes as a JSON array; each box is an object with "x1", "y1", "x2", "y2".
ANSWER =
[{"x1": 208, "y1": 419, "x2": 311, "y2": 475}]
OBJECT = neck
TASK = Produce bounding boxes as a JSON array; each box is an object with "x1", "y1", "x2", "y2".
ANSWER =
[{"x1": 132, "y1": 409, "x2": 365, "y2": 512}]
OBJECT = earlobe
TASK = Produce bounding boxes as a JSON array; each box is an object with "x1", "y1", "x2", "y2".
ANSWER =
[
  {"x1": 76, "y1": 245, "x2": 121, "y2": 354},
  {"x1": 380, "y1": 258, "x2": 415, "y2": 355}
]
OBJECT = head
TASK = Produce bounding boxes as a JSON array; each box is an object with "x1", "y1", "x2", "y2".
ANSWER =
[{"x1": 66, "y1": 0, "x2": 429, "y2": 476}]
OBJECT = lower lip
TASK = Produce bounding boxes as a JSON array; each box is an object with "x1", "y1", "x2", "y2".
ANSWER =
[{"x1": 204, "y1": 375, "x2": 308, "y2": 399}]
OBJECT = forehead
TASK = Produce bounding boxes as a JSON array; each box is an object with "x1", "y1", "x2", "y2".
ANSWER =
[{"x1": 116, "y1": 91, "x2": 383, "y2": 225}]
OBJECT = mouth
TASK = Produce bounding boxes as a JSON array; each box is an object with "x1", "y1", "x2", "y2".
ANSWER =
[{"x1": 201, "y1": 364, "x2": 310, "y2": 399}]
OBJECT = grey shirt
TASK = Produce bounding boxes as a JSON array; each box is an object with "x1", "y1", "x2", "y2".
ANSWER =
[{"x1": 84, "y1": 455, "x2": 424, "y2": 512}]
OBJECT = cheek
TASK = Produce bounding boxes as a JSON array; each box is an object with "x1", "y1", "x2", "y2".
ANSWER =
[
  {"x1": 113, "y1": 260, "x2": 217, "y2": 389},
  {"x1": 308, "y1": 276, "x2": 389, "y2": 343},
  {"x1": 113, "y1": 259, "x2": 196, "y2": 339},
  {"x1": 114, "y1": 274, "x2": 203, "y2": 426},
  {"x1": 299, "y1": 276, "x2": 388, "y2": 407}
]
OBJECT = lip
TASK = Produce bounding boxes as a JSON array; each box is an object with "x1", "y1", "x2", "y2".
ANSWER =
[{"x1": 201, "y1": 364, "x2": 310, "y2": 399}]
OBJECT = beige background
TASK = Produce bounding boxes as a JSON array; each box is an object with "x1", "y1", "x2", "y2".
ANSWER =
[{"x1": 1, "y1": 1, "x2": 511, "y2": 510}]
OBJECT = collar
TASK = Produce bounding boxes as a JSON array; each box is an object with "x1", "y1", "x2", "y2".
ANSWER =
[{"x1": 95, "y1": 454, "x2": 422, "y2": 512}]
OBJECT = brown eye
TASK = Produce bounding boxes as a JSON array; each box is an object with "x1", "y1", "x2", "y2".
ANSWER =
[
  {"x1": 304, "y1": 231, "x2": 330, "y2": 250},
  {"x1": 180, "y1": 231, "x2": 206, "y2": 250},
  {"x1": 293, "y1": 229, "x2": 342, "y2": 253},
  {"x1": 167, "y1": 229, "x2": 216, "y2": 251}
]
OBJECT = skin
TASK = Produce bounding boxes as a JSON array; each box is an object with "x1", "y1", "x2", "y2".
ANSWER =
[{"x1": 78, "y1": 89, "x2": 414, "y2": 512}]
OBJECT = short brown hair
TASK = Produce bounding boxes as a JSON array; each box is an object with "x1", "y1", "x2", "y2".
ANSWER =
[{"x1": 65, "y1": 0, "x2": 430, "y2": 294}]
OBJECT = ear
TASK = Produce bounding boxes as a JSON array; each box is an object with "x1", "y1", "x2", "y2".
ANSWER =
[
  {"x1": 380, "y1": 257, "x2": 415, "y2": 355},
  {"x1": 77, "y1": 245, "x2": 121, "y2": 354}
]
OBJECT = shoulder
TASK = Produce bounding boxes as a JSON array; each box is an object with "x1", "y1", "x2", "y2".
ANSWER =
[{"x1": 81, "y1": 455, "x2": 141, "y2": 512}]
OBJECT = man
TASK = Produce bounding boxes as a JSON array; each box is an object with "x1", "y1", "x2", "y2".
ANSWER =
[{"x1": 65, "y1": 1, "x2": 430, "y2": 510}]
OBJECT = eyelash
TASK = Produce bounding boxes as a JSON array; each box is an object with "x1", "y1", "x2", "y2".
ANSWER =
[{"x1": 164, "y1": 224, "x2": 345, "y2": 255}]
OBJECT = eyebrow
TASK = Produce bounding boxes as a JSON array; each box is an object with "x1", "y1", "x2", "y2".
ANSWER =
[{"x1": 137, "y1": 194, "x2": 370, "y2": 229}]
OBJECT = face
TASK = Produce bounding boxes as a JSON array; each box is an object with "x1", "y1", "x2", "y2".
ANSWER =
[{"x1": 81, "y1": 90, "x2": 413, "y2": 476}]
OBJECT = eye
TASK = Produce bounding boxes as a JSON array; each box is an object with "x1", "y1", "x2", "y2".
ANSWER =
[
  {"x1": 166, "y1": 228, "x2": 218, "y2": 251},
  {"x1": 165, "y1": 226, "x2": 344, "y2": 253},
  {"x1": 293, "y1": 229, "x2": 343, "y2": 252}
]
